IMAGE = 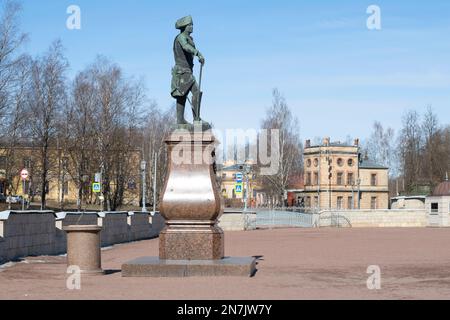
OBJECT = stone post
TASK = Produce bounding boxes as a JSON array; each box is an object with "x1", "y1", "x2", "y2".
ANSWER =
[{"x1": 63, "y1": 225, "x2": 103, "y2": 275}]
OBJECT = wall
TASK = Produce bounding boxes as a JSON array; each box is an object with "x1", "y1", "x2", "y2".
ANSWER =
[
  {"x1": 218, "y1": 211, "x2": 256, "y2": 231},
  {"x1": 426, "y1": 196, "x2": 450, "y2": 227},
  {"x1": 319, "y1": 209, "x2": 427, "y2": 227},
  {"x1": 391, "y1": 198, "x2": 426, "y2": 210},
  {"x1": 0, "y1": 211, "x2": 165, "y2": 264}
]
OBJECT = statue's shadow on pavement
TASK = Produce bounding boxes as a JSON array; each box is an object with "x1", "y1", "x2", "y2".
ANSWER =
[
  {"x1": 251, "y1": 255, "x2": 264, "y2": 277},
  {"x1": 104, "y1": 269, "x2": 121, "y2": 275}
]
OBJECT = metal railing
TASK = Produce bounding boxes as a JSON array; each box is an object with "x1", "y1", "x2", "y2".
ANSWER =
[{"x1": 247, "y1": 207, "x2": 319, "y2": 229}]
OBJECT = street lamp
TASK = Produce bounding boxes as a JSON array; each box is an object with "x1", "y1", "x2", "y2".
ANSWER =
[
  {"x1": 243, "y1": 164, "x2": 251, "y2": 211},
  {"x1": 141, "y1": 160, "x2": 147, "y2": 212}
]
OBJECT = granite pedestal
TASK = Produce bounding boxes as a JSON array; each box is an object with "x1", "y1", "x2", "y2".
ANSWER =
[
  {"x1": 122, "y1": 130, "x2": 256, "y2": 277},
  {"x1": 122, "y1": 257, "x2": 256, "y2": 277}
]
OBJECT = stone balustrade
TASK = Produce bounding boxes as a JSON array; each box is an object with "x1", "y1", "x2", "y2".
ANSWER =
[{"x1": 0, "y1": 210, "x2": 165, "y2": 264}]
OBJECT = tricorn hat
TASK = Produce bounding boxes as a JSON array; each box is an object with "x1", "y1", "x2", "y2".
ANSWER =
[{"x1": 175, "y1": 15, "x2": 193, "y2": 29}]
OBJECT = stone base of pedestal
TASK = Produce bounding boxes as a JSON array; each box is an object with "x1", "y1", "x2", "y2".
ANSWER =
[
  {"x1": 121, "y1": 257, "x2": 256, "y2": 277},
  {"x1": 159, "y1": 225, "x2": 224, "y2": 260}
]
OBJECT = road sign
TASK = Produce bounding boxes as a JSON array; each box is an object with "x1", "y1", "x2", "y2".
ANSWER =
[
  {"x1": 20, "y1": 169, "x2": 29, "y2": 180},
  {"x1": 94, "y1": 173, "x2": 101, "y2": 183},
  {"x1": 235, "y1": 183, "x2": 243, "y2": 195},
  {"x1": 92, "y1": 182, "x2": 101, "y2": 193},
  {"x1": 235, "y1": 172, "x2": 243, "y2": 183}
]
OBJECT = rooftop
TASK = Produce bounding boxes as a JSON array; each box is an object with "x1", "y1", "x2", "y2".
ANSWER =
[
  {"x1": 432, "y1": 179, "x2": 450, "y2": 197},
  {"x1": 359, "y1": 159, "x2": 389, "y2": 170}
]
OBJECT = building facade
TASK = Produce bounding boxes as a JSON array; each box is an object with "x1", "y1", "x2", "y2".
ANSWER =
[
  {"x1": 426, "y1": 178, "x2": 450, "y2": 227},
  {"x1": 0, "y1": 146, "x2": 141, "y2": 208},
  {"x1": 218, "y1": 160, "x2": 261, "y2": 208},
  {"x1": 302, "y1": 137, "x2": 389, "y2": 210}
]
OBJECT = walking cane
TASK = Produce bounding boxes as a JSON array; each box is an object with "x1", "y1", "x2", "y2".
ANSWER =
[{"x1": 197, "y1": 63, "x2": 204, "y2": 121}]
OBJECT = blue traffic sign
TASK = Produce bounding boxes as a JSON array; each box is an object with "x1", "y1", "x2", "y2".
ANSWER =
[{"x1": 92, "y1": 183, "x2": 101, "y2": 193}]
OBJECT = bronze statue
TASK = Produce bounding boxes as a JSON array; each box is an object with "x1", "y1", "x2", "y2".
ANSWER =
[{"x1": 171, "y1": 15, "x2": 209, "y2": 129}]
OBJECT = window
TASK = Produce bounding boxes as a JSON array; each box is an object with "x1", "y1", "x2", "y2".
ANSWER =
[
  {"x1": 313, "y1": 158, "x2": 319, "y2": 167},
  {"x1": 222, "y1": 173, "x2": 227, "y2": 179},
  {"x1": 306, "y1": 172, "x2": 311, "y2": 186},
  {"x1": 306, "y1": 159, "x2": 312, "y2": 168},
  {"x1": 348, "y1": 197, "x2": 353, "y2": 209},
  {"x1": 337, "y1": 172, "x2": 344, "y2": 185},
  {"x1": 337, "y1": 158, "x2": 344, "y2": 167},
  {"x1": 313, "y1": 172, "x2": 319, "y2": 185},
  {"x1": 23, "y1": 157, "x2": 31, "y2": 169},
  {"x1": 306, "y1": 196, "x2": 311, "y2": 208},
  {"x1": 314, "y1": 196, "x2": 319, "y2": 208},
  {"x1": 63, "y1": 181, "x2": 69, "y2": 196},
  {"x1": 337, "y1": 196, "x2": 344, "y2": 209},
  {"x1": 371, "y1": 197, "x2": 377, "y2": 209},
  {"x1": 0, "y1": 156, "x2": 6, "y2": 169},
  {"x1": 371, "y1": 174, "x2": 377, "y2": 186},
  {"x1": 431, "y1": 203, "x2": 439, "y2": 214},
  {"x1": 347, "y1": 173, "x2": 354, "y2": 185},
  {"x1": 348, "y1": 159, "x2": 354, "y2": 167},
  {"x1": 127, "y1": 179, "x2": 136, "y2": 190}
]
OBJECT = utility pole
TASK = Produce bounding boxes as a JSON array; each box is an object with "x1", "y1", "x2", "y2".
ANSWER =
[
  {"x1": 327, "y1": 155, "x2": 332, "y2": 210},
  {"x1": 153, "y1": 152, "x2": 158, "y2": 214},
  {"x1": 141, "y1": 160, "x2": 147, "y2": 212},
  {"x1": 243, "y1": 164, "x2": 251, "y2": 211}
]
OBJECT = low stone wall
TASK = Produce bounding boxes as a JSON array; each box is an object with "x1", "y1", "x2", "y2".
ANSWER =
[
  {"x1": 218, "y1": 211, "x2": 256, "y2": 231},
  {"x1": 0, "y1": 210, "x2": 165, "y2": 264},
  {"x1": 319, "y1": 209, "x2": 428, "y2": 227}
]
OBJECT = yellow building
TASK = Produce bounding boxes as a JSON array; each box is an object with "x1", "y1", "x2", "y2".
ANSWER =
[
  {"x1": 0, "y1": 146, "x2": 142, "y2": 208},
  {"x1": 303, "y1": 137, "x2": 389, "y2": 210},
  {"x1": 218, "y1": 160, "x2": 259, "y2": 208}
]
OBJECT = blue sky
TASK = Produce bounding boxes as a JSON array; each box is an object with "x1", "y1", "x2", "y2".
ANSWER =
[{"x1": 14, "y1": 0, "x2": 450, "y2": 141}]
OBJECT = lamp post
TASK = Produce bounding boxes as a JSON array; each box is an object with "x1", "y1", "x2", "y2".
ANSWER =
[
  {"x1": 141, "y1": 160, "x2": 147, "y2": 212},
  {"x1": 243, "y1": 164, "x2": 251, "y2": 212},
  {"x1": 357, "y1": 177, "x2": 361, "y2": 209},
  {"x1": 153, "y1": 152, "x2": 158, "y2": 214}
]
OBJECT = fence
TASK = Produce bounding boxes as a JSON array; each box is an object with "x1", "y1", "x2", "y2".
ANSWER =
[{"x1": 247, "y1": 207, "x2": 319, "y2": 229}]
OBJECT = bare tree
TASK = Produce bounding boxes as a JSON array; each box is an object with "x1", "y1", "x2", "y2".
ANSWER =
[
  {"x1": 2, "y1": 55, "x2": 31, "y2": 199},
  {"x1": 81, "y1": 56, "x2": 145, "y2": 211},
  {"x1": 0, "y1": 0, "x2": 27, "y2": 125},
  {"x1": 26, "y1": 40, "x2": 68, "y2": 209},
  {"x1": 365, "y1": 121, "x2": 397, "y2": 176},
  {"x1": 421, "y1": 106, "x2": 440, "y2": 187},
  {"x1": 142, "y1": 103, "x2": 175, "y2": 209},
  {"x1": 397, "y1": 110, "x2": 423, "y2": 194},
  {"x1": 65, "y1": 69, "x2": 97, "y2": 210},
  {"x1": 259, "y1": 89, "x2": 303, "y2": 206}
]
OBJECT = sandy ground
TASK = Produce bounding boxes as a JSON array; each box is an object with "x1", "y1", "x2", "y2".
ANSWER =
[{"x1": 1, "y1": 228, "x2": 450, "y2": 300}]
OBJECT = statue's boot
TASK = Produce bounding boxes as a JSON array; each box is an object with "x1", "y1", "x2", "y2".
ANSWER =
[{"x1": 177, "y1": 104, "x2": 189, "y2": 125}]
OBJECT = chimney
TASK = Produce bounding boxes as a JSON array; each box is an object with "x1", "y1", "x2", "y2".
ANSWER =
[
  {"x1": 323, "y1": 137, "x2": 330, "y2": 146},
  {"x1": 305, "y1": 139, "x2": 311, "y2": 148},
  {"x1": 354, "y1": 138, "x2": 360, "y2": 146}
]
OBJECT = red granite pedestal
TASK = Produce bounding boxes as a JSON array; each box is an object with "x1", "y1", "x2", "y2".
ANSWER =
[{"x1": 122, "y1": 129, "x2": 256, "y2": 277}]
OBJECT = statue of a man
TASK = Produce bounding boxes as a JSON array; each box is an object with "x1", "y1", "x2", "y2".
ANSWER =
[{"x1": 171, "y1": 15, "x2": 207, "y2": 127}]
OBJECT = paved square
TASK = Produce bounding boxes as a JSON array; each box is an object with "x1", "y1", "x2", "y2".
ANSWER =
[{"x1": 1, "y1": 228, "x2": 450, "y2": 300}]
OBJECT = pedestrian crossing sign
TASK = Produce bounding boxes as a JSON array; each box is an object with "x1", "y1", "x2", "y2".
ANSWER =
[
  {"x1": 235, "y1": 183, "x2": 243, "y2": 195},
  {"x1": 92, "y1": 183, "x2": 101, "y2": 193}
]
